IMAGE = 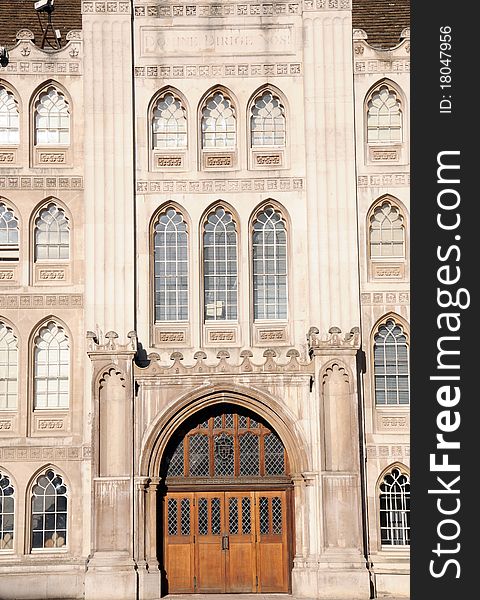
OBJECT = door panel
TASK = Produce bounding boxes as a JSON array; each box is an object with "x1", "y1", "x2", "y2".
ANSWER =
[
  {"x1": 164, "y1": 493, "x2": 195, "y2": 593},
  {"x1": 164, "y1": 489, "x2": 289, "y2": 594},
  {"x1": 225, "y1": 492, "x2": 256, "y2": 592},
  {"x1": 195, "y1": 493, "x2": 225, "y2": 593},
  {"x1": 255, "y1": 492, "x2": 289, "y2": 592}
]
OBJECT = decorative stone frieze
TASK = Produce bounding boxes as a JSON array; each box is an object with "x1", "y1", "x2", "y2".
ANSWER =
[{"x1": 307, "y1": 326, "x2": 361, "y2": 355}]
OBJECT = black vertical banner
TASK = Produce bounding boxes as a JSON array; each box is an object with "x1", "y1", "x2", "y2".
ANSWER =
[{"x1": 411, "y1": 2, "x2": 476, "y2": 599}]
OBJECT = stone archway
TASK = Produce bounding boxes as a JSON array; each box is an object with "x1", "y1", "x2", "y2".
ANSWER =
[{"x1": 136, "y1": 387, "x2": 310, "y2": 597}]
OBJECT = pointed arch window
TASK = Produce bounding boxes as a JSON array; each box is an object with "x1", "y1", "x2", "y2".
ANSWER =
[
  {"x1": 374, "y1": 319, "x2": 409, "y2": 406},
  {"x1": 250, "y1": 90, "x2": 286, "y2": 147},
  {"x1": 0, "y1": 202, "x2": 19, "y2": 261},
  {"x1": 379, "y1": 467, "x2": 410, "y2": 546},
  {"x1": 35, "y1": 203, "x2": 70, "y2": 261},
  {"x1": 370, "y1": 201, "x2": 405, "y2": 259},
  {"x1": 201, "y1": 91, "x2": 236, "y2": 149},
  {"x1": 367, "y1": 84, "x2": 402, "y2": 144},
  {"x1": 0, "y1": 322, "x2": 18, "y2": 410},
  {"x1": 34, "y1": 322, "x2": 69, "y2": 409},
  {"x1": 203, "y1": 207, "x2": 238, "y2": 321},
  {"x1": 0, "y1": 86, "x2": 19, "y2": 145},
  {"x1": 35, "y1": 87, "x2": 70, "y2": 145},
  {"x1": 31, "y1": 469, "x2": 67, "y2": 550},
  {"x1": 252, "y1": 207, "x2": 287, "y2": 320},
  {"x1": 152, "y1": 92, "x2": 187, "y2": 149},
  {"x1": 0, "y1": 472, "x2": 14, "y2": 550},
  {"x1": 153, "y1": 207, "x2": 188, "y2": 322}
]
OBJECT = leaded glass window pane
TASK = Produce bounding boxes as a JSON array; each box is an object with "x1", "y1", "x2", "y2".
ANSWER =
[
  {"x1": 167, "y1": 498, "x2": 177, "y2": 535},
  {"x1": 152, "y1": 92, "x2": 187, "y2": 149},
  {"x1": 0, "y1": 87, "x2": 19, "y2": 145},
  {"x1": 0, "y1": 472, "x2": 14, "y2": 549},
  {"x1": 0, "y1": 322, "x2": 18, "y2": 410},
  {"x1": 241, "y1": 497, "x2": 251, "y2": 534},
  {"x1": 253, "y1": 207, "x2": 287, "y2": 320},
  {"x1": 264, "y1": 433, "x2": 285, "y2": 475},
  {"x1": 370, "y1": 202, "x2": 405, "y2": 259},
  {"x1": 259, "y1": 497, "x2": 269, "y2": 534},
  {"x1": 239, "y1": 433, "x2": 259, "y2": 476},
  {"x1": 34, "y1": 322, "x2": 69, "y2": 409},
  {"x1": 272, "y1": 496, "x2": 282, "y2": 534},
  {"x1": 203, "y1": 207, "x2": 238, "y2": 321},
  {"x1": 35, "y1": 87, "x2": 70, "y2": 145},
  {"x1": 374, "y1": 320, "x2": 409, "y2": 406},
  {"x1": 201, "y1": 91, "x2": 236, "y2": 149},
  {"x1": 214, "y1": 433, "x2": 234, "y2": 476},
  {"x1": 380, "y1": 468, "x2": 410, "y2": 546},
  {"x1": 31, "y1": 470, "x2": 67, "y2": 549},
  {"x1": 367, "y1": 85, "x2": 402, "y2": 144},
  {"x1": 166, "y1": 440, "x2": 184, "y2": 477},
  {"x1": 251, "y1": 91, "x2": 286, "y2": 147},
  {"x1": 188, "y1": 434, "x2": 209, "y2": 476},
  {"x1": 35, "y1": 204, "x2": 70, "y2": 261},
  {"x1": 154, "y1": 208, "x2": 188, "y2": 322},
  {"x1": 211, "y1": 497, "x2": 221, "y2": 535},
  {"x1": 198, "y1": 498, "x2": 208, "y2": 535},
  {"x1": 228, "y1": 497, "x2": 238, "y2": 534},
  {"x1": 180, "y1": 498, "x2": 190, "y2": 535}
]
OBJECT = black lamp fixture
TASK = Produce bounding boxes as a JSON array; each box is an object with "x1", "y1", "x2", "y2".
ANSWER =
[
  {"x1": 34, "y1": 0, "x2": 62, "y2": 49},
  {"x1": 0, "y1": 47, "x2": 9, "y2": 67}
]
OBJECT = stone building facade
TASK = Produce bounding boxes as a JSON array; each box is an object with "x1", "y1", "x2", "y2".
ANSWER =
[{"x1": 0, "y1": 1, "x2": 410, "y2": 598}]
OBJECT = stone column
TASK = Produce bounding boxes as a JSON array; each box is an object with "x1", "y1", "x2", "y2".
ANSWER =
[
  {"x1": 303, "y1": 326, "x2": 369, "y2": 599},
  {"x1": 136, "y1": 478, "x2": 161, "y2": 600},
  {"x1": 85, "y1": 331, "x2": 140, "y2": 600},
  {"x1": 303, "y1": 3, "x2": 360, "y2": 334},
  {"x1": 82, "y1": 0, "x2": 135, "y2": 336}
]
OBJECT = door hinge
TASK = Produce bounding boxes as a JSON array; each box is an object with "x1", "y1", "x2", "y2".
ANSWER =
[{"x1": 193, "y1": 576, "x2": 197, "y2": 592}]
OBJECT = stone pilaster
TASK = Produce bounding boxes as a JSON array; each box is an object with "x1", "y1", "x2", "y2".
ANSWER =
[{"x1": 303, "y1": 4, "x2": 360, "y2": 335}]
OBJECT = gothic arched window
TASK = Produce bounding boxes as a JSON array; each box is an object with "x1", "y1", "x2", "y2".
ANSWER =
[
  {"x1": 250, "y1": 90, "x2": 286, "y2": 147},
  {"x1": 369, "y1": 201, "x2": 405, "y2": 259},
  {"x1": 203, "y1": 207, "x2": 238, "y2": 321},
  {"x1": 0, "y1": 471, "x2": 14, "y2": 550},
  {"x1": 252, "y1": 206, "x2": 287, "y2": 320},
  {"x1": 201, "y1": 91, "x2": 236, "y2": 149},
  {"x1": 153, "y1": 207, "x2": 188, "y2": 322},
  {"x1": 0, "y1": 85, "x2": 20, "y2": 145},
  {"x1": 0, "y1": 201, "x2": 19, "y2": 261},
  {"x1": 165, "y1": 407, "x2": 287, "y2": 480},
  {"x1": 34, "y1": 203, "x2": 70, "y2": 261},
  {"x1": 0, "y1": 322, "x2": 18, "y2": 410},
  {"x1": 34, "y1": 87, "x2": 70, "y2": 145},
  {"x1": 152, "y1": 92, "x2": 187, "y2": 149},
  {"x1": 367, "y1": 84, "x2": 402, "y2": 144},
  {"x1": 31, "y1": 469, "x2": 67, "y2": 549},
  {"x1": 34, "y1": 322, "x2": 69, "y2": 409},
  {"x1": 379, "y1": 467, "x2": 410, "y2": 546},
  {"x1": 374, "y1": 319, "x2": 409, "y2": 406}
]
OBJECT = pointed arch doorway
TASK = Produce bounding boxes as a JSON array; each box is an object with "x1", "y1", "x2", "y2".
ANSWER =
[{"x1": 160, "y1": 402, "x2": 293, "y2": 594}]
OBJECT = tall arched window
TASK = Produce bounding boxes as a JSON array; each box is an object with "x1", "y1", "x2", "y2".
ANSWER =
[
  {"x1": 367, "y1": 84, "x2": 402, "y2": 144},
  {"x1": 0, "y1": 322, "x2": 18, "y2": 410},
  {"x1": 369, "y1": 200, "x2": 405, "y2": 259},
  {"x1": 34, "y1": 322, "x2": 69, "y2": 409},
  {"x1": 201, "y1": 91, "x2": 236, "y2": 149},
  {"x1": 0, "y1": 471, "x2": 14, "y2": 550},
  {"x1": 152, "y1": 91, "x2": 187, "y2": 149},
  {"x1": 35, "y1": 203, "x2": 70, "y2": 261},
  {"x1": 374, "y1": 319, "x2": 409, "y2": 406},
  {"x1": 203, "y1": 207, "x2": 238, "y2": 321},
  {"x1": 153, "y1": 207, "x2": 188, "y2": 322},
  {"x1": 34, "y1": 87, "x2": 70, "y2": 145},
  {"x1": 379, "y1": 467, "x2": 410, "y2": 546},
  {"x1": 0, "y1": 201, "x2": 19, "y2": 261},
  {"x1": 250, "y1": 90, "x2": 286, "y2": 147},
  {"x1": 252, "y1": 206, "x2": 287, "y2": 320},
  {"x1": 0, "y1": 85, "x2": 19, "y2": 145},
  {"x1": 31, "y1": 469, "x2": 67, "y2": 550}
]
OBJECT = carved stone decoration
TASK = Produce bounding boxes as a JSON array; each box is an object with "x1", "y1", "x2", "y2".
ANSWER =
[
  {"x1": 15, "y1": 29, "x2": 35, "y2": 41},
  {"x1": 136, "y1": 345, "x2": 312, "y2": 377},
  {"x1": 87, "y1": 330, "x2": 137, "y2": 353},
  {"x1": 308, "y1": 326, "x2": 361, "y2": 355}
]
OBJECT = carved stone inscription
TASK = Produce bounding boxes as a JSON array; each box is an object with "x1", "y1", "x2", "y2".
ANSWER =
[{"x1": 141, "y1": 26, "x2": 294, "y2": 57}]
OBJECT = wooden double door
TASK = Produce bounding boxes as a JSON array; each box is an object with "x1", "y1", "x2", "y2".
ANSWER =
[{"x1": 164, "y1": 490, "x2": 290, "y2": 593}]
